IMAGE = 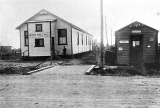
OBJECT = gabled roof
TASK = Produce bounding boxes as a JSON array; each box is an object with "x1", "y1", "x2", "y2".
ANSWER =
[
  {"x1": 16, "y1": 9, "x2": 93, "y2": 36},
  {"x1": 27, "y1": 19, "x2": 57, "y2": 23},
  {"x1": 115, "y1": 21, "x2": 159, "y2": 33}
]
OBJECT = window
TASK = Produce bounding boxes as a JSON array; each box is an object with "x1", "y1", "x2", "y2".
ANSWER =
[
  {"x1": 132, "y1": 41, "x2": 140, "y2": 47},
  {"x1": 58, "y1": 29, "x2": 67, "y2": 45},
  {"x1": 82, "y1": 34, "x2": 83, "y2": 45},
  {"x1": 77, "y1": 32, "x2": 79, "y2": 45},
  {"x1": 35, "y1": 39, "x2": 44, "y2": 47},
  {"x1": 36, "y1": 24, "x2": 42, "y2": 32},
  {"x1": 24, "y1": 31, "x2": 28, "y2": 46}
]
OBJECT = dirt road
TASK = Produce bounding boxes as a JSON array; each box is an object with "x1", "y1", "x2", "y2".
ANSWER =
[{"x1": 1, "y1": 65, "x2": 160, "y2": 108}]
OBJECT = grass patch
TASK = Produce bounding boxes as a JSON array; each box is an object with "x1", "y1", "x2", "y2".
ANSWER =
[
  {"x1": 79, "y1": 52, "x2": 96, "y2": 64},
  {"x1": 124, "y1": 67, "x2": 142, "y2": 76},
  {"x1": 0, "y1": 65, "x2": 34, "y2": 75},
  {"x1": 85, "y1": 64, "x2": 160, "y2": 77},
  {"x1": 0, "y1": 60, "x2": 52, "y2": 75}
]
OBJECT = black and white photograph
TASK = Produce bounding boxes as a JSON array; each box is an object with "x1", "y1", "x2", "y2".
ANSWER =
[{"x1": 1, "y1": 0, "x2": 160, "y2": 107}]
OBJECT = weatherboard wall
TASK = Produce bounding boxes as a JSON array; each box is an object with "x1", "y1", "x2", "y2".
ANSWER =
[
  {"x1": 72, "y1": 28, "x2": 93, "y2": 54},
  {"x1": 28, "y1": 22, "x2": 52, "y2": 56},
  {"x1": 116, "y1": 28, "x2": 130, "y2": 64},
  {"x1": 142, "y1": 28, "x2": 158, "y2": 63},
  {"x1": 20, "y1": 24, "x2": 28, "y2": 56},
  {"x1": 116, "y1": 22, "x2": 158, "y2": 65},
  {"x1": 54, "y1": 19, "x2": 72, "y2": 55},
  {"x1": 17, "y1": 9, "x2": 93, "y2": 57}
]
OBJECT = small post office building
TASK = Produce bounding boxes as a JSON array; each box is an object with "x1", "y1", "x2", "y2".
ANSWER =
[{"x1": 16, "y1": 9, "x2": 93, "y2": 59}]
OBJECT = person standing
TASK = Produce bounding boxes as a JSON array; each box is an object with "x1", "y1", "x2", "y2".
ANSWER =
[{"x1": 63, "y1": 46, "x2": 67, "y2": 55}]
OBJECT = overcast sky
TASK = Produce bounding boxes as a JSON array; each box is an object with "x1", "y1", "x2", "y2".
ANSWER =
[{"x1": 0, "y1": 0, "x2": 160, "y2": 48}]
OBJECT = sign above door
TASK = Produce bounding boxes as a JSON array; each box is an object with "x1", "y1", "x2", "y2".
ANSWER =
[{"x1": 132, "y1": 30, "x2": 141, "y2": 33}]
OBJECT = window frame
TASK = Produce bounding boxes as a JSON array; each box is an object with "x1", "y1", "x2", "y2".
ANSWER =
[
  {"x1": 58, "y1": 29, "x2": 67, "y2": 45},
  {"x1": 35, "y1": 24, "x2": 43, "y2": 32},
  {"x1": 35, "y1": 38, "x2": 44, "y2": 47},
  {"x1": 24, "y1": 31, "x2": 28, "y2": 46}
]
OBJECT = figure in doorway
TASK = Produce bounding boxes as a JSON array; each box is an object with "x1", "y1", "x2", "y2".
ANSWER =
[{"x1": 63, "y1": 46, "x2": 67, "y2": 55}]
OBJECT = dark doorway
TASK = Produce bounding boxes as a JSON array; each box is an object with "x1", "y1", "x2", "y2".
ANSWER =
[
  {"x1": 130, "y1": 35, "x2": 143, "y2": 65},
  {"x1": 52, "y1": 37, "x2": 55, "y2": 53}
]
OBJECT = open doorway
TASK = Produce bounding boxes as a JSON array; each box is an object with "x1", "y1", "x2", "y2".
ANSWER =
[{"x1": 129, "y1": 35, "x2": 143, "y2": 65}]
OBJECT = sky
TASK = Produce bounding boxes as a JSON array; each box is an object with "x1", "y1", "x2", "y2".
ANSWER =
[{"x1": 0, "y1": 0, "x2": 160, "y2": 48}]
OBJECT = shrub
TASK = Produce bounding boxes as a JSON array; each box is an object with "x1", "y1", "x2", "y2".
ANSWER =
[
  {"x1": 0, "y1": 65, "x2": 36, "y2": 75},
  {"x1": 80, "y1": 52, "x2": 96, "y2": 64},
  {"x1": 124, "y1": 68, "x2": 142, "y2": 76},
  {"x1": 0, "y1": 66, "x2": 20, "y2": 74},
  {"x1": 147, "y1": 69, "x2": 160, "y2": 76},
  {"x1": 145, "y1": 63, "x2": 160, "y2": 70}
]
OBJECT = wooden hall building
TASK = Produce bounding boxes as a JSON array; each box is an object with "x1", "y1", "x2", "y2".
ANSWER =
[
  {"x1": 115, "y1": 21, "x2": 159, "y2": 65},
  {"x1": 16, "y1": 9, "x2": 93, "y2": 59}
]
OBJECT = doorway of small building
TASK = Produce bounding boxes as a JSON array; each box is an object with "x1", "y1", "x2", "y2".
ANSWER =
[
  {"x1": 51, "y1": 37, "x2": 61, "y2": 60},
  {"x1": 129, "y1": 35, "x2": 143, "y2": 65},
  {"x1": 52, "y1": 37, "x2": 54, "y2": 53}
]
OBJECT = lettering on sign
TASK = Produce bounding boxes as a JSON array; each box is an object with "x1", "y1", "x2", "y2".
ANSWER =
[
  {"x1": 119, "y1": 40, "x2": 129, "y2": 43},
  {"x1": 29, "y1": 33, "x2": 49, "y2": 37},
  {"x1": 132, "y1": 30, "x2": 141, "y2": 33}
]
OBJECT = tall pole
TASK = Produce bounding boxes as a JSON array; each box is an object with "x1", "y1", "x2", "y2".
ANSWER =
[
  {"x1": 105, "y1": 16, "x2": 108, "y2": 50},
  {"x1": 111, "y1": 28, "x2": 112, "y2": 47},
  {"x1": 50, "y1": 21, "x2": 53, "y2": 65},
  {"x1": 131, "y1": 16, "x2": 134, "y2": 23},
  {"x1": 100, "y1": 0, "x2": 104, "y2": 68}
]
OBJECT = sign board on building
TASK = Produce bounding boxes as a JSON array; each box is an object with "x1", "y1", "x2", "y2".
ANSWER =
[
  {"x1": 149, "y1": 37, "x2": 154, "y2": 41},
  {"x1": 29, "y1": 32, "x2": 49, "y2": 37},
  {"x1": 118, "y1": 47, "x2": 123, "y2": 50},
  {"x1": 132, "y1": 30, "x2": 141, "y2": 33},
  {"x1": 119, "y1": 40, "x2": 129, "y2": 43}
]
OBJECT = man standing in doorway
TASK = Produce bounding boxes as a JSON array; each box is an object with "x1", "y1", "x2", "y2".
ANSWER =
[{"x1": 63, "y1": 46, "x2": 67, "y2": 55}]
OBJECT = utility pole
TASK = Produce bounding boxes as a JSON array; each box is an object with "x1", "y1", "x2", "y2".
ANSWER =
[
  {"x1": 131, "y1": 16, "x2": 134, "y2": 23},
  {"x1": 100, "y1": 0, "x2": 104, "y2": 68},
  {"x1": 111, "y1": 28, "x2": 112, "y2": 47},
  {"x1": 105, "y1": 16, "x2": 108, "y2": 50},
  {"x1": 50, "y1": 21, "x2": 53, "y2": 65}
]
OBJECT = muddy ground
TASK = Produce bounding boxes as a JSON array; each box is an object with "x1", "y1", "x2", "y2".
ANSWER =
[{"x1": 1, "y1": 65, "x2": 160, "y2": 108}]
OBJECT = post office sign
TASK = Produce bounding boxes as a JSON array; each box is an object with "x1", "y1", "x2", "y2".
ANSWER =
[{"x1": 29, "y1": 32, "x2": 49, "y2": 37}]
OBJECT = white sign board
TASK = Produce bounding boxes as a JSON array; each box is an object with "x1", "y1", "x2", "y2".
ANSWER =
[
  {"x1": 29, "y1": 32, "x2": 49, "y2": 37},
  {"x1": 119, "y1": 40, "x2": 129, "y2": 43},
  {"x1": 118, "y1": 47, "x2": 123, "y2": 50},
  {"x1": 149, "y1": 37, "x2": 154, "y2": 41},
  {"x1": 132, "y1": 30, "x2": 141, "y2": 33}
]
